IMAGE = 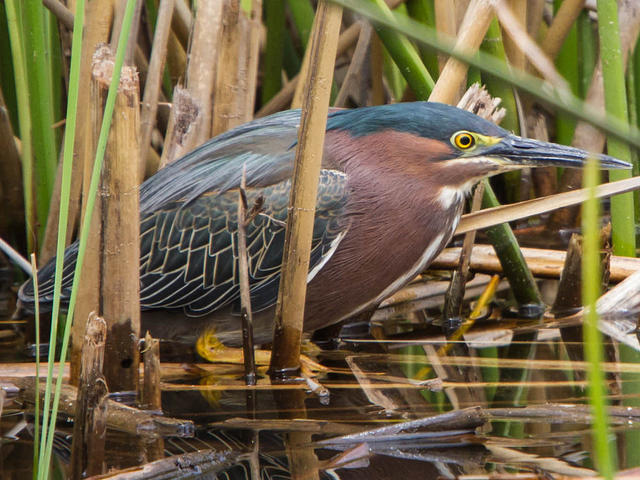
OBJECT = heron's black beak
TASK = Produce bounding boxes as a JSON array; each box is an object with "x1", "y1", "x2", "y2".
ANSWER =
[{"x1": 487, "y1": 135, "x2": 631, "y2": 170}]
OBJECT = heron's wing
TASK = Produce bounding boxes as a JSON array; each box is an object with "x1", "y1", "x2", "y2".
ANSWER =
[
  {"x1": 139, "y1": 169, "x2": 349, "y2": 315},
  {"x1": 18, "y1": 109, "x2": 348, "y2": 316}
]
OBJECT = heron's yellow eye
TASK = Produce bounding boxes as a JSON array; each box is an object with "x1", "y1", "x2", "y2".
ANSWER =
[{"x1": 453, "y1": 131, "x2": 475, "y2": 150}]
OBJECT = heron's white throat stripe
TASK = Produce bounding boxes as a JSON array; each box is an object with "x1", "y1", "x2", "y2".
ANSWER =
[
  {"x1": 307, "y1": 230, "x2": 347, "y2": 283},
  {"x1": 437, "y1": 179, "x2": 477, "y2": 209},
  {"x1": 437, "y1": 187, "x2": 464, "y2": 209}
]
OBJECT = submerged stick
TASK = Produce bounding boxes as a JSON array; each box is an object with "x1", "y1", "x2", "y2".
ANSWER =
[
  {"x1": 85, "y1": 448, "x2": 239, "y2": 480},
  {"x1": 318, "y1": 406, "x2": 488, "y2": 446},
  {"x1": 18, "y1": 376, "x2": 194, "y2": 438}
]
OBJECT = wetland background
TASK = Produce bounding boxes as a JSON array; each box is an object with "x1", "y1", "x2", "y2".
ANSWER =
[{"x1": 2, "y1": 0, "x2": 640, "y2": 478}]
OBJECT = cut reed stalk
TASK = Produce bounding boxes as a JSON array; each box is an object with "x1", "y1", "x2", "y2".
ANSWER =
[
  {"x1": 140, "y1": 332, "x2": 164, "y2": 462},
  {"x1": 71, "y1": 45, "x2": 108, "y2": 384},
  {"x1": 443, "y1": 183, "x2": 485, "y2": 321},
  {"x1": 41, "y1": 3, "x2": 138, "y2": 471},
  {"x1": 554, "y1": 229, "x2": 613, "y2": 386},
  {"x1": 99, "y1": 59, "x2": 141, "y2": 393},
  {"x1": 70, "y1": 312, "x2": 107, "y2": 480},
  {"x1": 140, "y1": 0, "x2": 175, "y2": 179},
  {"x1": 212, "y1": 0, "x2": 262, "y2": 136},
  {"x1": 159, "y1": 86, "x2": 200, "y2": 167},
  {"x1": 19, "y1": 376, "x2": 194, "y2": 437},
  {"x1": 429, "y1": 0, "x2": 496, "y2": 105},
  {"x1": 182, "y1": 0, "x2": 223, "y2": 147},
  {"x1": 237, "y1": 170, "x2": 257, "y2": 385},
  {"x1": 141, "y1": 332, "x2": 162, "y2": 411},
  {"x1": 270, "y1": 0, "x2": 343, "y2": 374}
]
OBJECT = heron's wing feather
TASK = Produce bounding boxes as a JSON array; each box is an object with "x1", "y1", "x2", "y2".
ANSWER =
[
  {"x1": 139, "y1": 170, "x2": 349, "y2": 315},
  {"x1": 140, "y1": 110, "x2": 303, "y2": 213},
  {"x1": 18, "y1": 243, "x2": 78, "y2": 311}
]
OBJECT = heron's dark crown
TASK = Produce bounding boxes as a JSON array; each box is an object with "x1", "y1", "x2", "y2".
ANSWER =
[{"x1": 327, "y1": 102, "x2": 509, "y2": 142}]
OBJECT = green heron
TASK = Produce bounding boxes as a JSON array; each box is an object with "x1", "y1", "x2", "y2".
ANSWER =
[{"x1": 18, "y1": 102, "x2": 629, "y2": 346}]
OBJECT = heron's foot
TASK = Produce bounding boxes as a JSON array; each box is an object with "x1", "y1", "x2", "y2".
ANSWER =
[{"x1": 195, "y1": 329, "x2": 327, "y2": 374}]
